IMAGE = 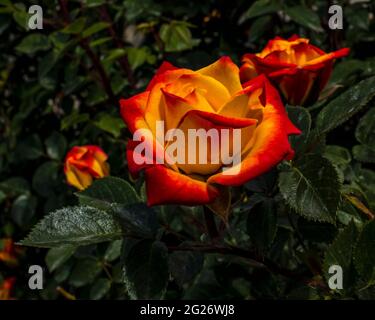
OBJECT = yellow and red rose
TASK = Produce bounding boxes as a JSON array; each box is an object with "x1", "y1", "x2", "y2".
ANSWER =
[
  {"x1": 120, "y1": 57, "x2": 300, "y2": 206},
  {"x1": 64, "y1": 145, "x2": 110, "y2": 190},
  {"x1": 240, "y1": 35, "x2": 350, "y2": 106}
]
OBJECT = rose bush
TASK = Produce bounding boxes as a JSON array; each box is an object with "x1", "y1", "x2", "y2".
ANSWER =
[
  {"x1": 120, "y1": 57, "x2": 300, "y2": 206},
  {"x1": 240, "y1": 35, "x2": 350, "y2": 106}
]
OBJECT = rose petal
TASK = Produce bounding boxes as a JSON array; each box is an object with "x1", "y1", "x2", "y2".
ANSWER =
[
  {"x1": 198, "y1": 56, "x2": 242, "y2": 95},
  {"x1": 145, "y1": 165, "x2": 219, "y2": 206},
  {"x1": 120, "y1": 92, "x2": 150, "y2": 134}
]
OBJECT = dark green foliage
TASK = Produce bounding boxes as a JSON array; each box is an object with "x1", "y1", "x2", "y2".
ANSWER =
[{"x1": 1, "y1": 0, "x2": 375, "y2": 300}]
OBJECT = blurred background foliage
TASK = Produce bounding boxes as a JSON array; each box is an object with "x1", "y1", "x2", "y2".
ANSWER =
[{"x1": 0, "y1": 0, "x2": 375, "y2": 300}]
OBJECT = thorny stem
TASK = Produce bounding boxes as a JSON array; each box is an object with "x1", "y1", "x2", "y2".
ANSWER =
[
  {"x1": 102, "y1": 261, "x2": 113, "y2": 281},
  {"x1": 79, "y1": 38, "x2": 116, "y2": 104},
  {"x1": 203, "y1": 206, "x2": 220, "y2": 242},
  {"x1": 167, "y1": 243, "x2": 332, "y2": 293},
  {"x1": 59, "y1": 0, "x2": 116, "y2": 104},
  {"x1": 287, "y1": 212, "x2": 308, "y2": 252},
  {"x1": 99, "y1": 3, "x2": 136, "y2": 89},
  {"x1": 167, "y1": 244, "x2": 307, "y2": 281},
  {"x1": 56, "y1": 286, "x2": 76, "y2": 300}
]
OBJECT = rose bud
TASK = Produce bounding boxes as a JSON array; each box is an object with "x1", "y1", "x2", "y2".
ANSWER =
[
  {"x1": 240, "y1": 35, "x2": 350, "y2": 106},
  {"x1": 64, "y1": 145, "x2": 110, "y2": 190}
]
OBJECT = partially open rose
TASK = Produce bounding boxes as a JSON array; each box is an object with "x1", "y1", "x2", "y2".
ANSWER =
[
  {"x1": 120, "y1": 57, "x2": 300, "y2": 206},
  {"x1": 64, "y1": 145, "x2": 110, "y2": 190},
  {"x1": 240, "y1": 35, "x2": 350, "y2": 106}
]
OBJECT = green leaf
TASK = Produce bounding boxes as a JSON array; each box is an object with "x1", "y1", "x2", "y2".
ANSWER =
[
  {"x1": 169, "y1": 251, "x2": 203, "y2": 286},
  {"x1": 0, "y1": 0, "x2": 12, "y2": 6},
  {"x1": 354, "y1": 220, "x2": 375, "y2": 285},
  {"x1": 126, "y1": 47, "x2": 156, "y2": 70},
  {"x1": 245, "y1": 169, "x2": 277, "y2": 194},
  {"x1": 353, "y1": 167, "x2": 375, "y2": 208},
  {"x1": 83, "y1": 0, "x2": 106, "y2": 7},
  {"x1": 38, "y1": 51, "x2": 61, "y2": 80},
  {"x1": 12, "y1": 7, "x2": 29, "y2": 30},
  {"x1": 353, "y1": 145, "x2": 375, "y2": 163},
  {"x1": 54, "y1": 262, "x2": 73, "y2": 283},
  {"x1": 19, "y1": 206, "x2": 122, "y2": 248},
  {"x1": 104, "y1": 239, "x2": 122, "y2": 262},
  {"x1": 46, "y1": 245, "x2": 76, "y2": 272},
  {"x1": 45, "y1": 132, "x2": 67, "y2": 160},
  {"x1": 355, "y1": 107, "x2": 375, "y2": 146},
  {"x1": 90, "y1": 278, "x2": 111, "y2": 299},
  {"x1": 15, "y1": 134, "x2": 44, "y2": 160},
  {"x1": 122, "y1": 240, "x2": 169, "y2": 299},
  {"x1": 77, "y1": 177, "x2": 140, "y2": 211},
  {"x1": 102, "y1": 48, "x2": 127, "y2": 64},
  {"x1": 324, "y1": 145, "x2": 351, "y2": 167},
  {"x1": 346, "y1": 7, "x2": 369, "y2": 31},
  {"x1": 90, "y1": 36, "x2": 112, "y2": 48},
  {"x1": 11, "y1": 194, "x2": 37, "y2": 227},
  {"x1": 16, "y1": 34, "x2": 50, "y2": 54},
  {"x1": 247, "y1": 199, "x2": 277, "y2": 252},
  {"x1": 279, "y1": 155, "x2": 341, "y2": 223},
  {"x1": 93, "y1": 114, "x2": 125, "y2": 138},
  {"x1": 239, "y1": 0, "x2": 281, "y2": 22},
  {"x1": 113, "y1": 203, "x2": 159, "y2": 238},
  {"x1": 32, "y1": 161, "x2": 60, "y2": 197},
  {"x1": 0, "y1": 177, "x2": 30, "y2": 196},
  {"x1": 160, "y1": 22, "x2": 195, "y2": 52},
  {"x1": 123, "y1": 0, "x2": 161, "y2": 23},
  {"x1": 82, "y1": 22, "x2": 110, "y2": 38},
  {"x1": 247, "y1": 16, "x2": 272, "y2": 42},
  {"x1": 286, "y1": 106, "x2": 311, "y2": 154},
  {"x1": 61, "y1": 112, "x2": 90, "y2": 130},
  {"x1": 324, "y1": 145, "x2": 351, "y2": 182},
  {"x1": 285, "y1": 6, "x2": 323, "y2": 33},
  {"x1": 323, "y1": 221, "x2": 359, "y2": 291},
  {"x1": 69, "y1": 258, "x2": 102, "y2": 287},
  {"x1": 316, "y1": 76, "x2": 375, "y2": 135},
  {"x1": 61, "y1": 17, "x2": 87, "y2": 34},
  {"x1": 329, "y1": 59, "x2": 363, "y2": 86}
]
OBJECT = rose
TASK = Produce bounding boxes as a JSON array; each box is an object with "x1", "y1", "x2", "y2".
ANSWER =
[
  {"x1": 64, "y1": 145, "x2": 110, "y2": 190},
  {"x1": 120, "y1": 57, "x2": 300, "y2": 206},
  {"x1": 0, "y1": 277, "x2": 15, "y2": 300},
  {"x1": 240, "y1": 35, "x2": 350, "y2": 106},
  {"x1": 0, "y1": 239, "x2": 20, "y2": 267}
]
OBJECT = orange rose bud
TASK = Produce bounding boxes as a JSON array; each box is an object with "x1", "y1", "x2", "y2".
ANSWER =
[
  {"x1": 64, "y1": 145, "x2": 110, "y2": 190},
  {"x1": 240, "y1": 35, "x2": 350, "y2": 106},
  {"x1": 0, "y1": 239, "x2": 19, "y2": 267},
  {"x1": 0, "y1": 277, "x2": 16, "y2": 300},
  {"x1": 120, "y1": 57, "x2": 300, "y2": 206}
]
